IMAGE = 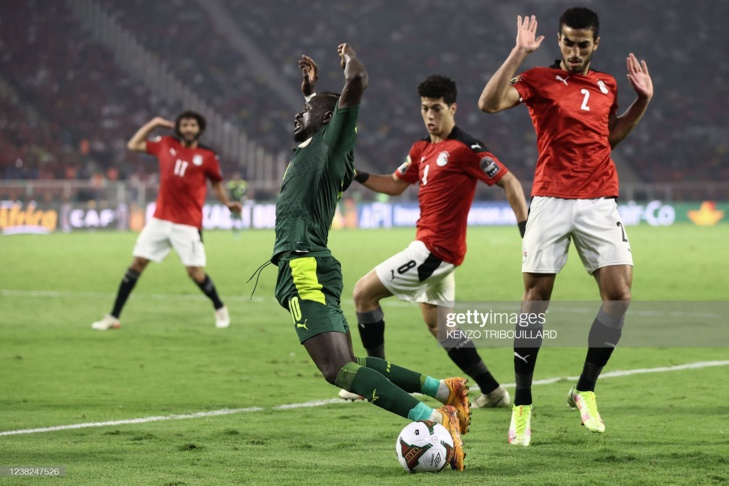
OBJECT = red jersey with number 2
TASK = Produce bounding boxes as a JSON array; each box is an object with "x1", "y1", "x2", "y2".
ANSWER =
[
  {"x1": 511, "y1": 63, "x2": 619, "y2": 199},
  {"x1": 395, "y1": 126, "x2": 508, "y2": 266},
  {"x1": 146, "y1": 136, "x2": 223, "y2": 228}
]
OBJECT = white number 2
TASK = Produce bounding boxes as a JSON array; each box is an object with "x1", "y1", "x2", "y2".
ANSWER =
[
  {"x1": 580, "y1": 89, "x2": 591, "y2": 111},
  {"x1": 421, "y1": 163, "x2": 430, "y2": 186},
  {"x1": 174, "y1": 159, "x2": 188, "y2": 177}
]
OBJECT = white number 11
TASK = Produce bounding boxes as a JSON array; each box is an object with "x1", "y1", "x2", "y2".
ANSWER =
[{"x1": 174, "y1": 159, "x2": 188, "y2": 177}]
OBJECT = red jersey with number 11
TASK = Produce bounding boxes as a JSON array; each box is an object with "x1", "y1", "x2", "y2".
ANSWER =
[
  {"x1": 512, "y1": 62, "x2": 619, "y2": 199},
  {"x1": 146, "y1": 136, "x2": 223, "y2": 228}
]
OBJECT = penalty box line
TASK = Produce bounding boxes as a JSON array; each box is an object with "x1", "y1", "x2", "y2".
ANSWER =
[{"x1": 2, "y1": 360, "x2": 728, "y2": 437}]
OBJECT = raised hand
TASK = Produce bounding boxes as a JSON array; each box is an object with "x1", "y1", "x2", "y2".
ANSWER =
[
  {"x1": 299, "y1": 55, "x2": 318, "y2": 97},
  {"x1": 338, "y1": 43, "x2": 357, "y2": 69},
  {"x1": 515, "y1": 15, "x2": 545, "y2": 53},
  {"x1": 152, "y1": 117, "x2": 174, "y2": 129},
  {"x1": 626, "y1": 53, "x2": 653, "y2": 101}
]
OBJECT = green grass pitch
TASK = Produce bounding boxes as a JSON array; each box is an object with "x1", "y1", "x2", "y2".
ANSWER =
[{"x1": 1, "y1": 225, "x2": 728, "y2": 485}]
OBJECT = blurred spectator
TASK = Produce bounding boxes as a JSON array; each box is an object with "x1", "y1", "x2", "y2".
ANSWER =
[{"x1": 0, "y1": 0, "x2": 726, "y2": 189}]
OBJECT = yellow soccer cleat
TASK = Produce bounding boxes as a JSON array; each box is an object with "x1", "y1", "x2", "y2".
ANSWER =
[
  {"x1": 508, "y1": 404, "x2": 532, "y2": 446},
  {"x1": 436, "y1": 405, "x2": 466, "y2": 471},
  {"x1": 567, "y1": 386, "x2": 605, "y2": 433},
  {"x1": 443, "y1": 377, "x2": 471, "y2": 435}
]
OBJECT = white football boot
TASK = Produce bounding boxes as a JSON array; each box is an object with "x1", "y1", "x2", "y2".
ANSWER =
[
  {"x1": 215, "y1": 306, "x2": 231, "y2": 328},
  {"x1": 91, "y1": 314, "x2": 121, "y2": 331}
]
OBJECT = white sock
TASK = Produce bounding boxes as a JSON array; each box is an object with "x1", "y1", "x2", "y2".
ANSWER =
[
  {"x1": 429, "y1": 409, "x2": 443, "y2": 423},
  {"x1": 435, "y1": 381, "x2": 450, "y2": 403}
]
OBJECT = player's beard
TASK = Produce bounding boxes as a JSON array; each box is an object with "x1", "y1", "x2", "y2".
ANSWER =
[
  {"x1": 563, "y1": 51, "x2": 594, "y2": 74},
  {"x1": 293, "y1": 128, "x2": 308, "y2": 143},
  {"x1": 181, "y1": 132, "x2": 200, "y2": 146}
]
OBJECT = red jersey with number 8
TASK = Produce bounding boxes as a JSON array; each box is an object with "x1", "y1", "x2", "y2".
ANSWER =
[
  {"x1": 395, "y1": 126, "x2": 508, "y2": 266},
  {"x1": 146, "y1": 136, "x2": 223, "y2": 228},
  {"x1": 511, "y1": 63, "x2": 619, "y2": 199}
]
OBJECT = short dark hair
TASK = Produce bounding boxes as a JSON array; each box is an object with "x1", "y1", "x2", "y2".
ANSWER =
[
  {"x1": 312, "y1": 92, "x2": 340, "y2": 114},
  {"x1": 417, "y1": 75, "x2": 457, "y2": 105},
  {"x1": 559, "y1": 7, "x2": 600, "y2": 40},
  {"x1": 175, "y1": 110, "x2": 206, "y2": 137}
]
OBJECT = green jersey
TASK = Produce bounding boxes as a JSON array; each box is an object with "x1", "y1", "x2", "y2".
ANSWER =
[
  {"x1": 227, "y1": 179, "x2": 248, "y2": 201},
  {"x1": 273, "y1": 105, "x2": 359, "y2": 262}
]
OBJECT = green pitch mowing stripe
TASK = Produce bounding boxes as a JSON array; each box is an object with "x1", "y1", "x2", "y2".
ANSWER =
[{"x1": 3, "y1": 360, "x2": 727, "y2": 437}]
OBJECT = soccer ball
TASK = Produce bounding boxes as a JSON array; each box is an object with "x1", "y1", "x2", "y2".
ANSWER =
[{"x1": 395, "y1": 420, "x2": 454, "y2": 473}]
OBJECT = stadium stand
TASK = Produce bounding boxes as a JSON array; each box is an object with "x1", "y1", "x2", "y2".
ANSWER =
[{"x1": 0, "y1": 0, "x2": 727, "y2": 190}]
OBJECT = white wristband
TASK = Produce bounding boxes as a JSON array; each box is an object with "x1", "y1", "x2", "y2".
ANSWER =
[{"x1": 304, "y1": 92, "x2": 316, "y2": 102}]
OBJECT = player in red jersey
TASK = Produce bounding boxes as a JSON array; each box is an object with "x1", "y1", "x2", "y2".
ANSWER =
[
  {"x1": 341, "y1": 75, "x2": 528, "y2": 408},
  {"x1": 91, "y1": 111, "x2": 242, "y2": 331},
  {"x1": 478, "y1": 7, "x2": 653, "y2": 445}
]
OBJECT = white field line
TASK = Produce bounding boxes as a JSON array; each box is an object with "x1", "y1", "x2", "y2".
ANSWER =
[
  {"x1": 1, "y1": 289, "x2": 268, "y2": 304},
  {"x1": 0, "y1": 408, "x2": 262, "y2": 437},
  {"x1": 2, "y1": 360, "x2": 728, "y2": 437},
  {"x1": 0, "y1": 289, "x2": 413, "y2": 307}
]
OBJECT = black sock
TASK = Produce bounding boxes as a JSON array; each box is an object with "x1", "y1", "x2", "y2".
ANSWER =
[
  {"x1": 577, "y1": 310, "x2": 624, "y2": 391},
  {"x1": 356, "y1": 308, "x2": 385, "y2": 359},
  {"x1": 514, "y1": 372, "x2": 534, "y2": 406},
  {"x1": 196, "y1": 275, "x2": 224, "y2": 310},
  {"x1": 514, "y1": 347, "x2": 540, "y2": 406},
  {"x1": 513, "y1": 316, "x2": 543, "y2": 406},
  {"x1": 576, "y1": 362, "x2": 604, "y2": 392},
  {"x1": 111, "y1": 268, "x2": 140, "y2": 318},
  {"x1": 445, "y1": 346, "x2": 500, "y2": 394}
]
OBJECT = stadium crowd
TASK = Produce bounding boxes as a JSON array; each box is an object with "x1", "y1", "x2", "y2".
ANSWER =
[{"x1": 1, "y1": 0, "x2": 726, "y2": 190}]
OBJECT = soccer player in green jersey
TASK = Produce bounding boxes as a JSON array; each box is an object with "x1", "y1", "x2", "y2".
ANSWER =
[
  {"x1": 226, "y1": 172, "x2": 248, "y2": 237},
  {"x1": 272, "y1": 44, "x2": 469, "y2": 470}
]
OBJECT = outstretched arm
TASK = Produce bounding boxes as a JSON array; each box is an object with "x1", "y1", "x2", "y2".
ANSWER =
[
  {"x1": 496, "y1": 172, "x2": 529, "y2": 236},
  {"x1": 478, "y1": 15, "x2": 544, "y2": 113},
  {"x1": 299, "y1": 55, "x2": 318, "y2": 100},
  {"x1": 354, "y1": 172, "x2": 409, "y2": 196},
  {"x1": 127, "y1": 117, "x2": 174, "y2": 152},
  {"x1": 210, "y1": 180, "x2": 242, "y2": 214},
  {"x1": 337, "y1": 43, "x2": 368, "y2": 109},
  {"x1": 609, "y1": 53, "x2": 653, "y2": 148}
]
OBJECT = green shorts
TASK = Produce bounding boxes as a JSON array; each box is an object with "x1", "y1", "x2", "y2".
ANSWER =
[{"x1": 274, "y1": 254, "x2": 350, "y2": 344}]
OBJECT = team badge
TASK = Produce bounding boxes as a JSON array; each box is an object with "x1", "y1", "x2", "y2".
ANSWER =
[
  {"x1": 480, "y1": 156, "x2": 500, "y2": 178},
  {"x1": 510, "y1": 75, "x2": 522, "y2": 85},
  {"x1": 436, "y1": 151, "x2": 449, "y2": 167},
  {"x1": 397, "y1": 155, "x2": 412, "y2": 174},
  {"x1": 598, "y1": 80, "x2": 609, "y2": 94},
  {"x1": 193, "y1": 154, "x2": 204, "y2": 166}
]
